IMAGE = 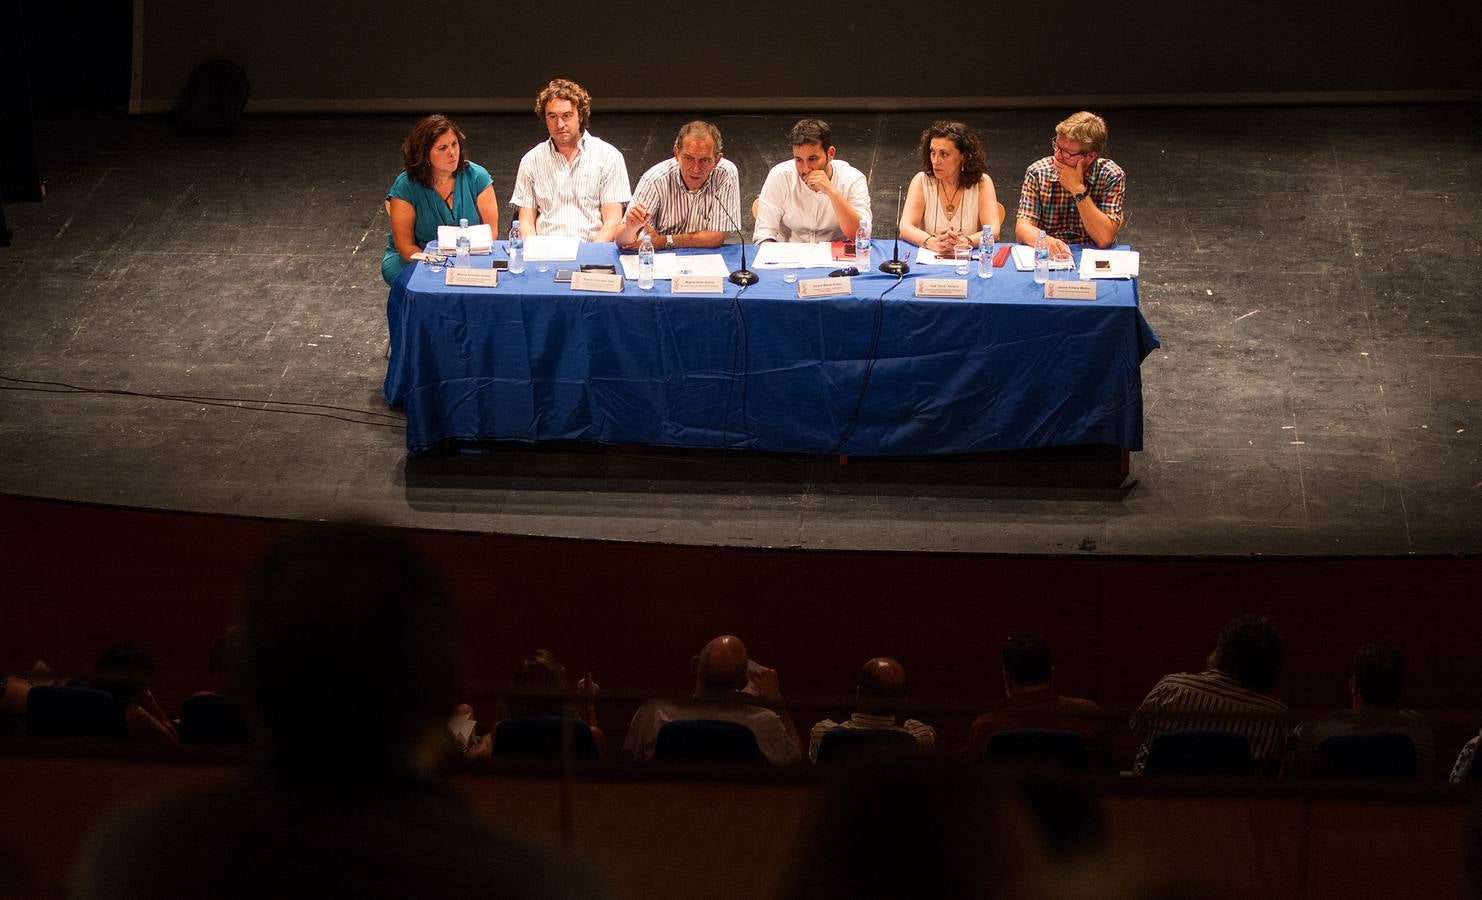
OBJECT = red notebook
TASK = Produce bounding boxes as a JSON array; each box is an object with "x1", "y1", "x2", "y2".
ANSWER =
[{"x1": 830, "y1": 240, "x2": 857, "y2": 261}]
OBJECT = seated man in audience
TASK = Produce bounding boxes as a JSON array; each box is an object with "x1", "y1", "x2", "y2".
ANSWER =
[
  {"x1": 91, "y1": 643, "x2": 179, "y2": 745},
  {"x1": 73, "y1": 524, "x2": 606, "y2": 899},
  {"x1": 960, "y1": 633, "x2": 1111, "y2": 769},
  {"x1": 615, "y1": 120, "x2": 740, "y2": 251},
  {"x1": 1129, "y1": 614, "x2": 1290, "y2": 774},
  {"x1": 1014, "y1": 110, "x2": 1125, "y2": 259},
  {"x1": 511, "y1": 78, "x2": 631, "y2": 242},
  {"x1": 753, "y1": 118, "x2": 870, "y2": 244},
  {"x1": 808, "y1": 657, "x2": 936, "y2": 764},
  {"x1": 623, "y1": 634, "x2": 801, "y2": 766},
  {"x1": 179, "y1": 626, "x2": 251, "y2": 744},
  {"x1": 1288, "y1": 642, "x2": 1436, "y2": 775}
]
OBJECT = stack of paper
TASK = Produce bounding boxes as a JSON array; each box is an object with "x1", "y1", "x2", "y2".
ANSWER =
[
  {"x1": 618, "y1": 253, "x2": 730, "y2": 281},
  {"x1": 435, "y1": 223, "x2": 494, "y2": 254},
  {"x1": 914, "y1": 247, "x2": 976, "y2": 266},
  {"x1": 752, "y1": 242, "x2": 836, "y2": 269}
]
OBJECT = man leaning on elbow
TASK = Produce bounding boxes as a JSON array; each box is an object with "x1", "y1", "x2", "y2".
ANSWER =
[{"x1": 1014, "y1": 110, "x2": 1125, "y2": 260}]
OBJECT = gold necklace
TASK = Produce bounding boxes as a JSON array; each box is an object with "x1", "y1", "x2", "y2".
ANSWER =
[{"x1": 939, "y1": 179, "x2": 962, "y2": 217}]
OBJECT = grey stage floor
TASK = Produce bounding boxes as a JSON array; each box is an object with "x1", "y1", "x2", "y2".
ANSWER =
[{"x1": 1, "y1": 105, "x2": 1479, "y2": 556}]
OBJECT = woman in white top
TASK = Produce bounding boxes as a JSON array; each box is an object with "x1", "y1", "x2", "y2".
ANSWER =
[{"x1": 899, "y1": 121, "x2": 1000, "y2": 254}]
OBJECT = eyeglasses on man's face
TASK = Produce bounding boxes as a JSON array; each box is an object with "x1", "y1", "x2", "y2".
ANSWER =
[{"x1": 1052, "y1": 140, "x2": 1091, "y2": 161}]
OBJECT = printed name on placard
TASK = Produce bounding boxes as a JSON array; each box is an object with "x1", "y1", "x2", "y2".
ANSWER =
[
  {"x1": 672, "y1": 275, "x2": 725, "y2": 294},
  {"x1": 797, "y1": 277, "x2": 852, "y2": 298},
  {"x1": 571, "y1": 271, "x2": 625, "y2": 293},
  {"x1": 444, "y1": 268, "x2": 499, "y2": 287},
  {"x1": 1044, "y1": 281, "x2": 1097, "y2": 300},
  {"x1": 914, "y1": 278, "x2": 969, "y2": 298}
]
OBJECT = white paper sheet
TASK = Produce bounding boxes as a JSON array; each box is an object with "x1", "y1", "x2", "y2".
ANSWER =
[
  {"x1": 1078, "y1": 249, "x2": 1140, "y2": 279},
  {"x1": 618, "y1": 253, "x2": 731, "y2": 281},
  {"x1": 523, "y1": 235, "x2": 580, "y2": 261},
  {"x1": 752, "y1": 241, "x2": 835, "y2": 268},
  {"x1": 914, "y1": 247, "x2": 977, "y2": 267}
]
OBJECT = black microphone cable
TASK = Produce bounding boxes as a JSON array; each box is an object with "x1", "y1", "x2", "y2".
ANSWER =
[
  {"x1": 816, "y1": 271, "x2": 907, "y2": 459},
  {"x1": 0, "y1": 375, "x2": 406, "y2": 430}
]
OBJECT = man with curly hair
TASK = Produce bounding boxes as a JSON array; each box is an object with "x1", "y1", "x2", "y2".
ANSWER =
[{"x1": 511, "y1": 78, "x2": 631, "y2": 242}]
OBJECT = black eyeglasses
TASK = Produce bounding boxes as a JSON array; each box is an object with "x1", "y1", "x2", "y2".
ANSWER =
[{"x1": 1052, "y1": 140, "x2": 1091, "y2": 160}]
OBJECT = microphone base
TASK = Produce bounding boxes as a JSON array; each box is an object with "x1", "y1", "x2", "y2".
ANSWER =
[
  {"x1": 878, "y1": 259, "x2": 910, "y2": 277},
  {"x1": 728, "y1": 269, "x2": 759, "y2": 286}
]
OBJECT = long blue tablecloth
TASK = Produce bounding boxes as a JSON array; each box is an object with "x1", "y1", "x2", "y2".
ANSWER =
[{"x1": 384, "y1": 241, "x2": 1160, "y2": 455}]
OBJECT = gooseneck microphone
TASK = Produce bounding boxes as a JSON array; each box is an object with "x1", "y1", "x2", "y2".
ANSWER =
[
  {"x1": 712, "y1": 196, "x2": 758, "y2": 286},
  {"x1": 878, "y1": 185, "x2": 910, "y2": 277}
]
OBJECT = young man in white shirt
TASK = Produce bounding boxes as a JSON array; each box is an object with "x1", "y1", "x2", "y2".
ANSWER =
[
  {"x1": 510, "y1": 78, "x2": 631, "y2": 242},
  {"x1": 753, "y1": 118, "x2": 870, "y2": 244}
]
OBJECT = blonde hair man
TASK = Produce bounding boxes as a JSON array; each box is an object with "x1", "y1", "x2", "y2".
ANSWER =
[{"x1": 1014, "y1": 110, "x2": 1126, "y2": 260}]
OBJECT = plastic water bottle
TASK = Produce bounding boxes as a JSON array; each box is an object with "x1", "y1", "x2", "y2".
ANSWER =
[
  {"x1": 1033, "y1": 229, "x2": 1049, "y2": 284},
  {"x1": 854, "y1": 216, "x2": 871, "y2": 271},
  {"x1": 508, "y1": 220, "x2": 525, "y2": 275},
  {"x1": 455, "y1": 218, "x2": 471, "y2": 269},
  {"x1": 977, "y1": 225, "x2": 993, "y2": 280},
  {"x1": 637, "y1": 232, "x2": 655, "y2": 290}
]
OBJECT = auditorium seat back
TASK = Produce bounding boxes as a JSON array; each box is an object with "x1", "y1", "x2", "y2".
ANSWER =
[
  {"x1": 1144, "y1": 730, "x2": 1253, "y2": 776},
  {"x1": 654, "y1": 719, "x2": 763, "y2": 764},
  {"x1": 25, "y1": 686, "x2": 128, "y2": 738}
]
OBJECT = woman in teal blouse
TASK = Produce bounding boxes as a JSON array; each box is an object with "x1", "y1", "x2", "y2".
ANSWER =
[{"x1": 382, "y1": 114, "x2": 500, "y2": 285}]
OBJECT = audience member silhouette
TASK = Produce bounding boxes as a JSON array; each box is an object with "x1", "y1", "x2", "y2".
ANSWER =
[
  {"x1": 961, "y1": 633, "x2": 1111, "y2": 770},
  {"x1": 622, "y1": 634, "x2": 801, "y2": 765},
  {"x1": 178, "y1": 627, "x2": 251, "y2": 744},
  {"x1": 72, "y1": 523, "x2": 608, "y2": 899},
  {"x1": 90, "y1": 643, "x2": 178, "y2": 745},
  {"x1": 1287, "y1": 642, "x2": 1434, "y2": 777},
  {"x1": 781, "y1": 755, "x2": 1044, "y2": 899},
  {"x1": 460, "y1": 649, "x2": 607, "y2": 759},
  {"x1": 808, "y1": 656, "x2": 935, "y2": 764},
  {"x1": 1129, "y1": 615, "x2": 1289, "y2": 774}
]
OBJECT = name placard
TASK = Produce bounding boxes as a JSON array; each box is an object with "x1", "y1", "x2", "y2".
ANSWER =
[
  {"x1": 914, "y1": 278, "x2": 969, "y2": 298},
  {"x1": 444, "y1": 267, "x2": 499, "y2": 288},
  {"x1": 1044, "y1": 280, "x2": 1097, "y2": 300},
  {"x1": 571, "y1": 271, "x2": 625, "y2": 293},
  {"x1": 797, "y1": 276, "x2": 852, "y2": 298},
  {"x1": 672, "y1": 275, "x2": 725, "y2": 295}
]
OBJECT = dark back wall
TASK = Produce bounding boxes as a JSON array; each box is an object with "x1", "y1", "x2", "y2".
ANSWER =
[{"x1": 133, "y1": 0, "x2": 1481, "y2": 113}]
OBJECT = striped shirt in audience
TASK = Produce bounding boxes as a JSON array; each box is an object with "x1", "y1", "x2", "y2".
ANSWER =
[
  {"x1": 510, "y1": 132, "x2": 631, "y2": 242},
  {"x1": 629, "y1": 158, "x2": 741, "y2": 237},
  {"x1": 1129, "y1": 669, "x2": 1289, "y2": 773},
  {"x1": 808, "y1": 712, "x2": 936, "y2": 764}
]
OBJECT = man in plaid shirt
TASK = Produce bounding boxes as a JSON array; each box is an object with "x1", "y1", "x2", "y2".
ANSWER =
[{"x1": 1014, "y1": 110, "x2": 1125, "y2": 260}]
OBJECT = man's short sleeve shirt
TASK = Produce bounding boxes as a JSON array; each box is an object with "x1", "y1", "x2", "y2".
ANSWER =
[
  {"x1": 510, "y1": 132, "x2": 632, "y2": 241},
  {"x1": 630, "y1": 158, "x2": 741, "y2": 235}
]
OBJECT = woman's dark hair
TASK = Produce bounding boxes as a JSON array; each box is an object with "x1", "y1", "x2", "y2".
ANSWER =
[
  {"x1": 401, "y1": 114, "x2": 468, "y2": 188},
  {"x1": 509, "y1": 649, "x2": 570, "y2": 719},
  {"x1": 917, "y1": 120, "x2": 988, "y2": 186}
]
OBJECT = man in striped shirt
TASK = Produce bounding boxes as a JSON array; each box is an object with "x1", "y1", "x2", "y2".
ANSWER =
[
  {"x1": 1129, "y1": 615, "x2": 1290, "y2": 773},
  {"x1": 511, "y1": 79, "x2": 631, "y2": 243},
  {"x1": 615, "y1": 121, "x2": 741, "y2": 251},
  {"x1": 808, "y1": 657, "x2": 936, "y2": 764}
]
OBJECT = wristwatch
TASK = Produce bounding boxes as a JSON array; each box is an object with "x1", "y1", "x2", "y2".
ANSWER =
[{"x1": 1071, "y1": 189, "x2": 1089, "y2": 204}]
